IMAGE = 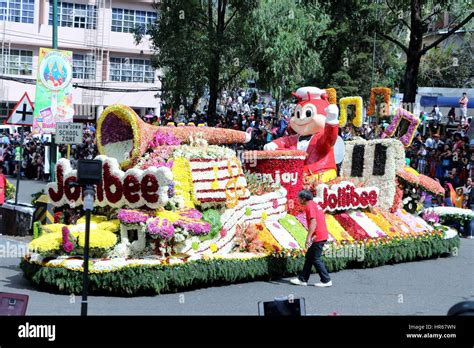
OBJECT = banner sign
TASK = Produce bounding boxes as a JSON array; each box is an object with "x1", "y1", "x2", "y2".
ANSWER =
[{"x1": 33, "y1": 48, "x2": 74, "y2": 135}]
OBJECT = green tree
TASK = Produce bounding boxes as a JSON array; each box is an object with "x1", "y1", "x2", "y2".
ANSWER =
[
  {"x1": 418, "y1": 45, "x2": 473, "y2": 88},
  {"x1": 136, "y1": 0, "x2": 256, "y2": 123},
  {"x1": 375, "y1": 0, "x2": 474, "y2": 102},
  {"x1": 313, "y1": 0, "x2": 404, "y2": 101},
  {"x1": 248, "y1": 0, "x2": 329, "y2": 113}
]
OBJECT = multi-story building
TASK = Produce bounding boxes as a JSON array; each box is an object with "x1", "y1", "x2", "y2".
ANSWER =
[{"x1": 0, "y1": 0, "x2": 161, "y2": 123}]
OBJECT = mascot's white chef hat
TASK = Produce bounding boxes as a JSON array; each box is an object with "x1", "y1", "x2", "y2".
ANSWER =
[{"x1": 292, "y1": 86, "x2": 328, "y2": 102}]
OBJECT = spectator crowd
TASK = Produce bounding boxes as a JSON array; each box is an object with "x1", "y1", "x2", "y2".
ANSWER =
[
  {"x1": 0, "y1": 89, "x2": 471, "y2": 210},
  {"x1": 0, "y1": 122, "x2": 98, "y2": 181}
]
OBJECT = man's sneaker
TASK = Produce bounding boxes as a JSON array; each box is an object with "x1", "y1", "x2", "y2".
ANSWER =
[
  {"x1": 314, "y1": 280, "x2": 332, "y2": 287},
  {"x1": 290, "y1": 278, "x2": 307, "y2": 286}
]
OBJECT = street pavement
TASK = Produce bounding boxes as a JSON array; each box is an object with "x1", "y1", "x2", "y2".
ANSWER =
[
  {"x1": 0, "y1": 235, "x2": 472, "y2": 316},
  {"x1": 6, "y1": 177, "x2": 47, "y2": 205}
]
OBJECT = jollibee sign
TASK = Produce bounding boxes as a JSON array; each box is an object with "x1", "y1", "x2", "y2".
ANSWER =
[
  {"x1": 47, "y1": 156, "x2": 173, "y2": 208},
  {"x1": 315, "y1": 181, "x2": 379, "y2": 211}
]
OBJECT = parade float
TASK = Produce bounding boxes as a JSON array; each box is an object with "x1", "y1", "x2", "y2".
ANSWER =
[{"x1": 21, "y1": 87, "x2": 462, "y2": 295}]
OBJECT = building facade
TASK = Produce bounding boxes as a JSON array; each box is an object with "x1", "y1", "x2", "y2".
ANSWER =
[{"x1": 0, "y1": 0, "x2": 161, "y2": 122}]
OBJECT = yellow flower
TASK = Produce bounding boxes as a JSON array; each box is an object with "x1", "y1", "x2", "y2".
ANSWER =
[
  {"x1": 339, "y1": 96, "x2": 363, "y2": 127},
  {"x1": 156, "y1": 210, "x2": 181, "y2": 223},
  {"x1": 41, "y1": 224, "x2": 66, "y2": 234},
  {"x1": 171, "y1": 157, "x2": 195, "y2": 208},
  {"x1": 97, "y1": 220, "x2": 120, "y2": 233},
  {"x1": 210, "y1": 244, "x2": 218, "y2": 253},
  {"x1": 29, "y1": 232, "x2": 63, "y2": 253},
  {"x1": 261, "y1": 212, "x2": 268, "y2": 220},
  {"x1": 76, "y1": 229, "x2": 117, "y2": 249}
]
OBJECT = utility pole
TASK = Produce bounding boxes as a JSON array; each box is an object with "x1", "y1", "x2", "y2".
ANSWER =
[{"x1": 50, "y1": 0, "x2": 58, "y2": 181}]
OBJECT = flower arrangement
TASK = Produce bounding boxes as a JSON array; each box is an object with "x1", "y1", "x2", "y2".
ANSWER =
[
  {"x1": 76, "y1": 230, "x2": 118, "y2": 250},
  {"x1": 333, "y1": 213, "x2": 371, "y2": 240},
  {"x1": 234, "y1": 223, "x2": 265, "y2": 253},
  {"x1": 172, "y1": 144, "x2": 236, "y2": 160},
  {"x1": 418, "y1": 174, "x2": 444, "y2": 196},
  {"x1": 243, "y1": 150, "x2": 305, "y2": 203},
  {"x1": 61, "y1": 226, "x2": 76, "y2": 253},
  {"x1": 254, "y1": 223, "x2": 281, "y2": 253},
  {"x1": 382, "y1": 108, "x2": 420, "y2": 147},
  {"x1": 264, "y1": 220, "x2": 300, "y2": 249},
  {"x1": 278, "y1": 214, "x2": 308, "y2": 248},
  {"x1": 29, "y1": 231, "x2": 63, "y2": 254},
  {"x1": 97, "y1": 220, "x2": 120, "y2": 233},
  {"x1": 365, "y1": 210, "x2": 399, "y2": 237},
  {"x1": 367, "y1": 87, "x2": 391, "y2": 116},
  {"x1": 136, "y1": 146, "x2": 175, "y2": 170},
  {"x1": 348, "y1": 211, "x2": 386, "y2": 238},
  {"x1": 146, "y1": 217, "x2": 175, "y2": 240},
  {"x1": 339, "y1": 96, "x2": 363, "y2": 127},
  {"x1": 395, "y1": 209, "x2": 426, "y2": 233},
  {"x1": 244, "y1": 171, "x2": 281, "y2": 196},
  {"x1": 149, "y1": 130, "x2": 181, "y2": 148},
  {"x1": 117, "y1": 209, "x2": 151, "y2": 225},
  {"x1": 396, "y1": 167, "x2": 419, "y2": 185},
  {"x1": 171, "y1": 157, "x2": 195, "y2": 208},
  {"x1": 324, "y1": 214, "x2": 354, "y2": 242},
  {"x1": 340, "y1": 138, "x2": 405, "y2": 209},
  {"x1": 428, "y1": 207, "x2": 474, "y2": 223},
  {"x1": 325, "y1": 88, "x2": 337, "y2": 104},
  {"x1": 375, "y1": 207, "x2": 411, "y2": 234},
  {"x1": 29, "y1": 228, "x2": 117, "y2": 256},
  {"x1": 422, "y1": 210, "x2": 440, "y2": 225}
]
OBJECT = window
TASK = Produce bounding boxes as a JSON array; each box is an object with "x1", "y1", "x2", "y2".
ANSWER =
[
  {"x1": 73, "y1": 53, "x2": 96, "y2": 79},
  {"x1": 0, "y1": 0, "x2": 34, "y2": 23},
  {"x1": 0, "y1": 48, "x2": 33, "y2": 76},
  {"x1": 0, "y1": 102, "x2": 17, "y2": 119},
  {"x1": 109, "y1": 57, "x2": 155, "y2": 83},
  {"x1": 111, "y1": 8, "x2": 157, "y2": 33},
  {"x1": 48, "y1": 1, "x2": 97, "y2": 29}
]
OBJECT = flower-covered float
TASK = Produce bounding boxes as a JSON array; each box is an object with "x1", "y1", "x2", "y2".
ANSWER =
[{"x1": 21, "y1": 90, "x2": 461, "y2": 295}]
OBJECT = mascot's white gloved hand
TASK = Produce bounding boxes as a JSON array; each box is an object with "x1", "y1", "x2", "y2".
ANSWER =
[
  {"x1": 244, "y1": 132, "x2": 252, "y2": 143},
  {"x1": 325, "y1": 104, "x2": 339, "y2": 126},
  {"x1": 263, "y1": 142, "x2": 279, "y2": 151}
]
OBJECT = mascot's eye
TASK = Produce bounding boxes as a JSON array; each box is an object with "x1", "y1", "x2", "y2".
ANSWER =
[
  {"x1": 297, "y1": 111, "x2": 301, "y2": 119},
  {"x1": 305, "y1": 109, "x2": 312, "y2": 118}
]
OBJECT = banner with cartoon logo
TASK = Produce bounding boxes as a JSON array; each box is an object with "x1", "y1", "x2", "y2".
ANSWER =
[{"x1": 33, "y1": 48, "x2": 74, "y2": 134}]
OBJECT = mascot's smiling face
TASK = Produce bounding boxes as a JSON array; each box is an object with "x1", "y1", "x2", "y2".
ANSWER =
[{"x1": 290, "y1": 90, "x2": 330, "y2": 136}]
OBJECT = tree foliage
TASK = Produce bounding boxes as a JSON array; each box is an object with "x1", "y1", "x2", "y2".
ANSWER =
[{"x1": 248, "y1": 0, "x2": 329, "y2": 103}]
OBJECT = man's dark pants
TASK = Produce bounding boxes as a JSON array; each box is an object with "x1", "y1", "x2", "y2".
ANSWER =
[{"x1": 298, "y1": 241, "x2": 331, "y2": 283}]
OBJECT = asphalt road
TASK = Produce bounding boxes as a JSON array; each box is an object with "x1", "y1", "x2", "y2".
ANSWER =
[{"x1": 0, "y1": 236, "x2": 472, "y2": 316}]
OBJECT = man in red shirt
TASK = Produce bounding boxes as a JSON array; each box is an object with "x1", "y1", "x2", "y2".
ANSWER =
[{"x1": 290, "y1": 190, "x2": 332, "y2": 287}]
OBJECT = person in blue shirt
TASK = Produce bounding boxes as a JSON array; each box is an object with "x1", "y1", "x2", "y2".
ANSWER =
[{"x1": 1, "y1": 133, "x2": 10, "y2": 145}]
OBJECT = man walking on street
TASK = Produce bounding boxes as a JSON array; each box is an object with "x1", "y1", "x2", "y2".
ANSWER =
[{"x1": 290, "y1": 190, "x2": 332, "y2": 287}]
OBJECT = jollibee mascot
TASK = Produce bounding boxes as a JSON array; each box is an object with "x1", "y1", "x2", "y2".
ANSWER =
[{"x1": 264, "y1": 87, "x2": 339, "y2": 183}]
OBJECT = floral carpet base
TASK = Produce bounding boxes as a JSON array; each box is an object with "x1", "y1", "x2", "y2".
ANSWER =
[{"x1": 20, "y1": 233, "x2": 460, "y2": 296}]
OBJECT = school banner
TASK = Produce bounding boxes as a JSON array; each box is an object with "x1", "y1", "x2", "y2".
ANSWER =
[{"x1": 33, "y1": 48, "x2": 74, "y2": 135}]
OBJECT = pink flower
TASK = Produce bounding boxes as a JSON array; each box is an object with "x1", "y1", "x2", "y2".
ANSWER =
[
  {"x1": 63, "y1": 241, "x2": 74, "y2": 253},
  {"x1": 118, "y1": 209, "x2": 151, "y2": 224},
  {"x1": 220, "y1": 228, "x2": 227, "y2": 237}
]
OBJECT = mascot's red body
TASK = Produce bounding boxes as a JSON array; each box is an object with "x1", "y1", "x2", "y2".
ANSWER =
[{"x1": 264, "y1": 87, "x2": 340, "y2": 181}]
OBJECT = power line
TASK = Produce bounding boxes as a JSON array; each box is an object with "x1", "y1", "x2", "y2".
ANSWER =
[{"x1": 0, "y1": 75, "x2": 161, "y2": 92}]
